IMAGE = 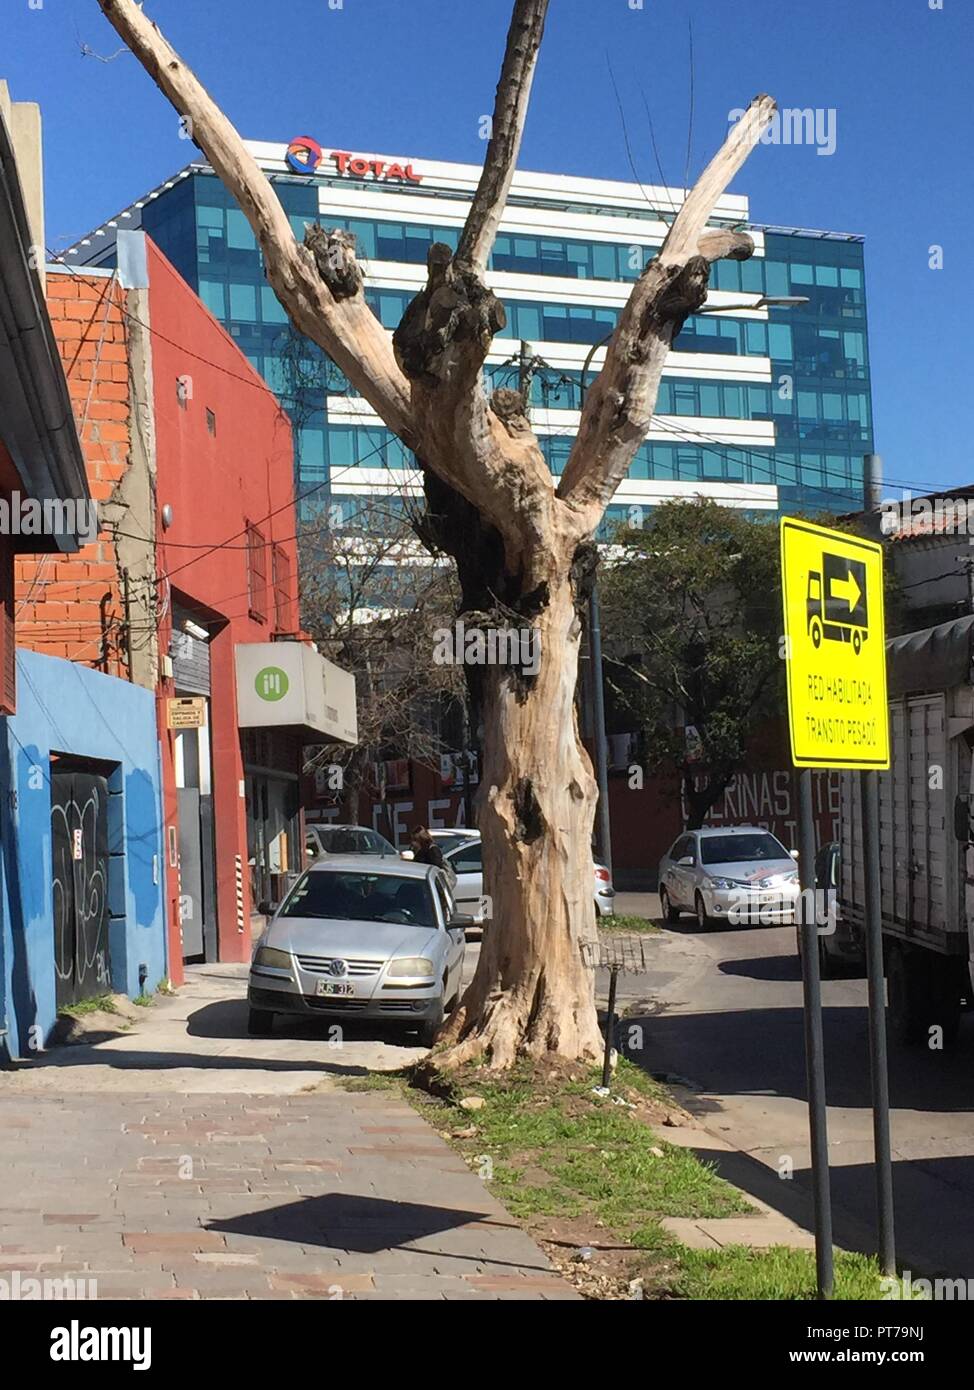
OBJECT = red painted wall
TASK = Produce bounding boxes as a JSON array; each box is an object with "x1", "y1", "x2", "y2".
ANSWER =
[{"x1": 147, "y1": 239, "x2": 299, "y2": 969}]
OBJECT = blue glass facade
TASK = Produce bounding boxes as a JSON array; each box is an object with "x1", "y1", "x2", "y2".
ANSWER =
[{"x1": 113, "y1": 169, "x2": 871, "y2": 529}]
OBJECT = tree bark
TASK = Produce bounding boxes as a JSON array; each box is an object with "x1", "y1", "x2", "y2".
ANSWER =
[{"x1": 439, "y1": 567, "x2": 603, "y2": 1067}]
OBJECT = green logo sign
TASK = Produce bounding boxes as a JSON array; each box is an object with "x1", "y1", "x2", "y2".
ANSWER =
[{"x1": 255, "y1": 666, "x2": 289, "y2": 702}]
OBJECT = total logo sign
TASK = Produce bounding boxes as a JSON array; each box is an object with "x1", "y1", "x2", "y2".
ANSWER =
[{"x1": 285, "y1": 136, "x2": 423, "y2": 183}]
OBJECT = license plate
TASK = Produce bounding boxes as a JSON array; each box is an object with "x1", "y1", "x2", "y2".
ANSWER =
[{"x1": 316, "y1": 980, "x2": 354, "y2": 997}]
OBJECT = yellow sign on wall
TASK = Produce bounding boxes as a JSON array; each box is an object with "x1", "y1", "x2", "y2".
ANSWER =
[{"x1": 780, "y1": 517, "x2": 889, "y2": 769}]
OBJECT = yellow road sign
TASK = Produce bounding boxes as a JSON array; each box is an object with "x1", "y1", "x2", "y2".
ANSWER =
[{"x1": 780, "y1": 517, "x2": 889, "y2": 769}]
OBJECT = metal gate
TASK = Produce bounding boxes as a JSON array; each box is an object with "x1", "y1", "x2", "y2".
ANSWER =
[{"x1": 51, "y1": 764, "x2": 111, "y2": 1007}]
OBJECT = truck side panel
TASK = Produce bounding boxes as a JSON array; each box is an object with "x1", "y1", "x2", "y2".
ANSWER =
[{"x1": 840, "y1": 691, "x2": 965, "y2": 952}]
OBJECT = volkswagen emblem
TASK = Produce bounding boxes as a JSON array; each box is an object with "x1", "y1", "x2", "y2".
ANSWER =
[{"x1": 328, "y1": 958, "x2": 348, "y2": 978}]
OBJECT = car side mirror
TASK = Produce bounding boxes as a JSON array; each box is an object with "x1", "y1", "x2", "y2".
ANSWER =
[
  {"x1": 954, "y1": 795, "x2": 970, "y2": 843},
  {"x1": 258, "y1": 900, "x2": 279, "y2": 917},
  {"x1": 449, "y1": 911, "x2": 475, "y2": 928},
  {"x1": 677, "y1": 856, "x2": 694, "y2": 867}
]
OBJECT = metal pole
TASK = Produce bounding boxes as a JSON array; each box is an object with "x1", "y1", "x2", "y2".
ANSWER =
[
  {"x1": 601, "y1": 965, "x2": 619, "y2": 1088},
  {"x1": 589, "y1": 579, "x2": 613, "y2": 875},
  {"x1": 863, "y1": 452, "x2": 883, "y2": 511},
  {"x1": 861, "y1": 767, "x2": 896, "y2": 1274},
  {"x1": 798, "y1": 768, "x2": 834, "y2": 1297}
]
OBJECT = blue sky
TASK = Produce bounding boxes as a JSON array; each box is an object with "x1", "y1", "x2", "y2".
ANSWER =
[{"x1": 4, "y1": 0, "x2": 968, "y2": 494}]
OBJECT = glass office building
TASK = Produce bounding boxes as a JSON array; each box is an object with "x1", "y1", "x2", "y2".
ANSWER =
[{"x1": 69, "y1": 141, "x2": 873, "y2": 532}]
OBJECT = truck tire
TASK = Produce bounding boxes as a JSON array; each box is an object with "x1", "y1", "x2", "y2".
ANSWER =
[
  {"x1": 887, "y1": 944, "x2": 926, "y2": 1045},
  {"x1": 887, "y1": 944, "x2": 961, "y2": 1048}
]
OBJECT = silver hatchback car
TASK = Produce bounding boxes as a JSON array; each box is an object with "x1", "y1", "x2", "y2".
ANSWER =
[
  {"x1": 658, "y1": 825, "x2": 801, "y2": 929},
  {"x1": 248, "y1": 856, "x2": 469, "y2": 1047}
]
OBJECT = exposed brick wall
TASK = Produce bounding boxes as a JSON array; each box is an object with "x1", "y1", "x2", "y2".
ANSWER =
[
  {"x1": 0, "y1": 530, "x2": 14, "y2": 714},
  {"x1": 15, "y1": 271, "x2": 131, "y2": 676}
]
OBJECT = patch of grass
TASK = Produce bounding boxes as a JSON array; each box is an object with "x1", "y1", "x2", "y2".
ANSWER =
[
  {"x1": 665, "y1": 1243, "x2": 907, "y2": 1301},
  {"x1": 429, "y1": 1061, "x2": 748, "y2": 1247},
  {"x1": 58, "y1": 995, "x2": 115, "y2": 1018},
  {"x1": 414, "y1": 1058, "x2": 903, "y2": 1301},
  {"x1": 600, "y1": 913, "x2": 660, "y2": 935},
  {"x1": 338, "y1": 1070, "x2": 408, "y2": 1093},
  {"x1": 133, "y1": 993, "x2": 154, "y2": 1008}
]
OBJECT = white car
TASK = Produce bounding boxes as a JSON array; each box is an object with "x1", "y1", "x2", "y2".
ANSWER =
[
  {"x1": 305, "y1": 824, "x2": 398, "y2": 860},
  {"x1": 400, "y1": 827, "x2": 480, "y2": 860},
  {"x1": 443, "y1": 834, "x2": 615, "y2": 926},
  {"x1": 658, "y1": 825, "x2": 800, "y2": 929}
]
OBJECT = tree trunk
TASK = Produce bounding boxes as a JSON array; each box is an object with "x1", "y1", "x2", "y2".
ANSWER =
[
  {"x1": 682, "y1": 763, "x2": 736, "y2": 831},
  {"x1": 439, "y1": 569, "x2": 603, "y2": 1068}
]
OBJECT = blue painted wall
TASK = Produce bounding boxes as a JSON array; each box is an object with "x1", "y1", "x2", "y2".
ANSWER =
[{"x1": 0, "y1": 650, "x2": 167, "y2": 1060}]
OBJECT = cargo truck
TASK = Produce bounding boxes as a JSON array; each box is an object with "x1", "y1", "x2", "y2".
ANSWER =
[{"x1": 839, "y1": 614, "x2": 974, "y2": 1045}]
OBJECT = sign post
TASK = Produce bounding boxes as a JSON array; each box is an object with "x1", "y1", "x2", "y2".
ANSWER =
[{"x1": 780, "y1": 517, "x2": 892, "y2": 1296}]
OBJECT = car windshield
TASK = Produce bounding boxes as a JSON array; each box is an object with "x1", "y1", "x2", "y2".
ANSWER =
[
  {"x1": 699, "y1": 833, "x2": 790, "y2": 865},
  {"x1": 312, "y1": 827, "x2": 393, "y2": 855},
  {"x1": 280, "y1": 871, "x2": 434, "y2": 927}
]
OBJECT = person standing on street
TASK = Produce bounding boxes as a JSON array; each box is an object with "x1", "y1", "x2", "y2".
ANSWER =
[{"x1": 409, "y1": 826, "x2": 446, "y2": 870}]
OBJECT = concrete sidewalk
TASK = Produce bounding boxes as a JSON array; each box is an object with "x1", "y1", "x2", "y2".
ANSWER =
[{"x1": 0, "y1": 969, "x2": 576, "y2": 1300}]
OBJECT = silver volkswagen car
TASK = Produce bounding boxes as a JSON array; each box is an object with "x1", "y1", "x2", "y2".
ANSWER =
[
  {"x1": 248, "y1": 856, "x2": 468, "y2": 1047},
  {"x1": 658, "y1": 825, "x2": 801, "y2": 929}
]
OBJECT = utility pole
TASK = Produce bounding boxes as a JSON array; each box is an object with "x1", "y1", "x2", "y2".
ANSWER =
[{"x1": 860, "y1": 451, "x2": 896, "y2": 1275}]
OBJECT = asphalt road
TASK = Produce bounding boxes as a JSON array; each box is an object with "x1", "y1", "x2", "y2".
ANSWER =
[{"x1": 621, "y1": 912, "x2": 974, "y2": 1281}]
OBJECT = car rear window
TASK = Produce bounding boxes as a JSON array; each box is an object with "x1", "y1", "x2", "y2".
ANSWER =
[
  {"x1": 699, "y1": 832, "x2": 790, "y2": 864},
  {"x1": 281, "y1": 871, "x2": 435, "y2": 927},
  {"x1": 314, "y1": 828, "x2": 391, "y2": 855}
]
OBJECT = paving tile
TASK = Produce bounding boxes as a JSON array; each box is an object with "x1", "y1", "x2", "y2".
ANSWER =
[{"x1": 0, "y1": 984, "x2": 577, "y2": 1302}]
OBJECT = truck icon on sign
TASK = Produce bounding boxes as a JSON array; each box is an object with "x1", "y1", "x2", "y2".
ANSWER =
[{"x1": 806, "y1": 551, "x2": 869, "y2": 655}]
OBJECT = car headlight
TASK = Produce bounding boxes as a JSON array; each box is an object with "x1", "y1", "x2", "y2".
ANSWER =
[
  {"x1": 254, "y1": 946, "x2": 292, "y2": 970},
  {"x1": 707, "y1": 876, "x2": 743, "y2": 891},
  {"x1": 387, "y1": 957, "x2": 435, "y2": 978}
]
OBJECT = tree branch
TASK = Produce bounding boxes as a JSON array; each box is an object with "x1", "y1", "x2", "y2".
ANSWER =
[
  {"x1": 390, "y1": 0, "x2": 560, "y2": 582},
  {"x1": 556, "y1": 96, "x2": 776, "y2": 529},
  {"x1": 95, "y1": 0, "x2": 414, "y2": 444},
  {"x1": 456, "y1": 0, "x2": 550, "y2": 273}
]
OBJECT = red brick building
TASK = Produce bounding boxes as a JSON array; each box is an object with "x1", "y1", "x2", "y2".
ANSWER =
[
  {"x1": 19, "y1": 233, "x2": 344, "y2": 981},
  {"x1": 16, "y1": 272, "x2": 131, "y2": 674}
]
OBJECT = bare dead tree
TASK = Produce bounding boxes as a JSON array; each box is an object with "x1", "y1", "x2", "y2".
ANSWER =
[{"x1": 97, "y1": 0, "x2": 775, "y2": 1068}]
